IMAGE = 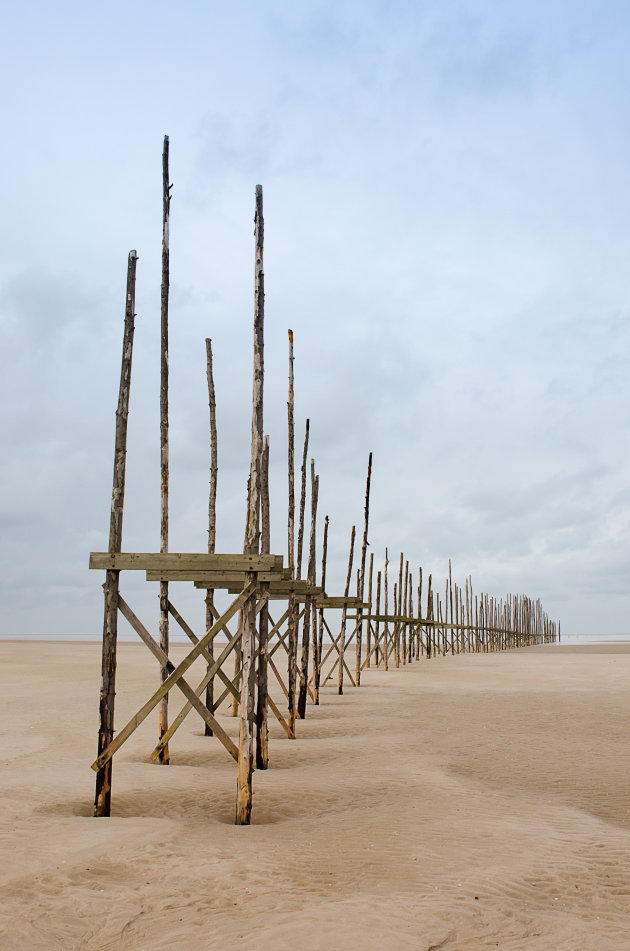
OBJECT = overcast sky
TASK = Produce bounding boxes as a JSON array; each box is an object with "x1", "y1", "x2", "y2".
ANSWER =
[{"x1": 1, "y1": 0, "x2": 629, "y2": 636}]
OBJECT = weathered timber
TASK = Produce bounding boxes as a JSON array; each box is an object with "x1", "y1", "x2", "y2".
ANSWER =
[
  {"x1": 164, "y1": 570, "x2": 287, "y2": 584},
  {"x1": 256, "y1": 435, "x2": 270, "y2": 769},
  {"x1": 223, "y1": 581, "x2": 322, "y2": 597},
  {"x1": 355, "y1": 452, "x2": 372, "y2": 685},
  {"x1": 92, "y1": 581, "x2": 256, "y2": 772},
  {"x1": 402, "y1": 559, "x2": 409, "y2": 663},
  {"x1": 236, "y1": 183, "x2": 264, "y2": 826},
  {"x1": 287, "y1": 330, "x2": 297, "y2": 737},
  {"x1": 314, "y1": 514, "x2": 329, "y2": 704},
  {"x1": 167, "y1": 600, "x2": 240, "y2": 702},
  {"x1": 94, "y1": 248, "x2": 138, "y2": 818},
  {"x1": 374, "y1": 570, "x2": 381, "y2": 665},
  {"x1": 396, "y1": 553, "x2": 403, "y2": 667},
  {"x1": 366, "y1": 552, "x2": 374, "y2": 667},
  {"x1": 204, "y1": 337, "x2": 218, "y2": 735},
  {"x1": 383, "y1": 548, "x2": 389, "y2": 670},
  {"x1": 117, "y1": 595, "x2": 238, "y2": 759},
  {"x1": 298, "y1": 460, "x2": 318, "y2": 718},
  {"x1": 296, "y1": 419, "x2": 310, "y2": 578},
  {"x1": 338, "y1": 525, "x2": 356, "y2": 695},
  {"x1": 90, "y1": 553, "x2": 282, "y2": 571},
  {"x1": 159, "y1": 134, "x2": 171, "y2": 765},
  {"x1": 426, "y1": 575, "x2": 433, "y2": 658},
  {"x1": 150, "y1": 588, "x2": 269, "y2": 761},
  {"x1": 314, "y1": 596, "x2": 369, "y2": 609}
]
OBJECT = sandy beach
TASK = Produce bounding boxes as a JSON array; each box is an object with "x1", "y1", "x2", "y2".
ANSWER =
[{"x1": 1, "y1": 640, "x2": 629, "y2": 950}]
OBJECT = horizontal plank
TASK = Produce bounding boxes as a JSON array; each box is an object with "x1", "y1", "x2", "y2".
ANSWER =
[
  {"x1": 147, "y1": 569, "x2": 285, "y2": 584},
  {"x1": 366, "y1": 614, "x2": 422, "y2": 623},
  {"x1": 315, "y1": 597, "x2": 371, "y2": 609},
  {"x1": 89, "y1": 552, "x2": 283, "y2": 572},
  {"x1": 220, "y1": 581, "x2": 323, "y2": 599}
]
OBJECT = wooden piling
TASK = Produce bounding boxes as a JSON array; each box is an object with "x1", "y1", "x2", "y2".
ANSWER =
[
  {"x1": 314, "y1": 514, "x2": 329, "y2": 704},
  {"x1": 287, "y1": 330, "x2": 297, "y2": 736},
  {"x1": 338, "y1": 526, "x2": 356, "y2": 695},
  {"x1": 256, "y1": 436, "x2": 270, "y2": 769},
  {"x1": 94, "y1": 249, "x2": 138, "y2": 817},
  {"x1": 366, "y1": 552, "x2": 374, "y2": 667},
  {"x1": 236, "y1": 184, "x2": 264, "y2": 826},
  {"x1": 297, "y1": 420, "x2": 310, "y2": 578},
  {"x1": 355, "y1": 452, "x2": 372, "y2": 685},
  {"x1": 374, "y1": 570, "x2": 382, "y2": 665},
  {"x1": 204, "y1": 338, "x2": 218, "y2": 735},
  {"x1": 158, "y1": 134, "x2": 171, "y2": 764},
  {"x1": 383, "y1": 549, "x2": 389, "y2": 671},
  {"x1": 298, "y1": 460, "x2": 318, "y2": 718}
]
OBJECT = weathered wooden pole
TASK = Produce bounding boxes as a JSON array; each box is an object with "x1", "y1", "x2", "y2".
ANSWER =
[
  {"x1": 94, "y1": 249, "x2": 138, "y2": 818},
  {"x1": 314, "y1": 514, "x2": 329, "y2": 704},
  {"x1": 394, "y1": 581, "x2": 400, "y2": 667},
  {"x1": 236, "y1": 184, "x2": 264, "y2": 826},
  {"x1": 366, "y1": 552, "x2": 374, "y2": 667},
  {"x1": 476, "y1": 594, "x2": 481, "y2": 652},
  {"x1": 287, "y1": 330, "x2": 297, "y2": 736},
  {"x1": 396, "y1": 553, "x2": 403, "y2": 667},
  {"x1": 158, "y1": 134, "x2": 171, "y2": 764},
  {"x1": 405, "y1": 562, "x2": 414, "y2": 664},
  {"x1": 455, "y1": 584, "x2": 460, "y2": 656},
  {"x1": 402, "y1": 559, "x2": 409, "y2": 663},
  {"x1": 448, "y1": 561, "x2": 455, "y2": 654},
  {"x1": 204, "y1": 338, "x2": 218, "y2": 735},
  {"x1": 426, "y1": 573, "x2": 433, "y2": 659},
  {"x1": 356, "y1": 452, "x2": 372, "y2": 685},
  {"x1": 338, "y1": 525, "x2": 356, "y2": 695},
  {"x1": 298, "y1": 460, "x2": 318, "y2": 717},
  {"x1": 374, "y1": 570, "x2": 382, "y2": 665},
  {"x1": 297, "y1": 420, "x2": 310, "y2": 578},
  {"x1": 256, "y1": 435, "x2": 270, "y2": 769},
  {"x1": 417, "y1": 568, "x2": 423, "y2": 659},
  {"x1": 288, "y1": 418, "x2": 309, "y2": 728},
  {"x1": 383, "y1": 549, "x2": 389, "y2": 670}
]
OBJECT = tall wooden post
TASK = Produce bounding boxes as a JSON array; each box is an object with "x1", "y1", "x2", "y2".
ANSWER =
[
  {"x1": 356, "y1": 452, "x2": 372, "y2": 685},
  {"x1": 417, "y1": 568, "x2": 423, "y2": 659},
  {"x1": 287, "y1": 330, "x2": 297, "y2": 736},
  {"x1": 94, "y1": 249, "x2": 138, "y2": 817},
  {"x1": 426, "y1": 573, "x2": 433, "y2": 659},
  {"x1": 406, "y1": 562, "x2": 414, "y2": 664},
  {"x1": 236, "y1": 184, "x2": 264, "y2": 826},
  {"x1": 402, "y1": 559, "x2": 409, "y2": 663},
  {"x1": 158, "y1": 135, "x2": 171, "y2": 764},
  {"x1": 395, "y1": 553, "x2": 403, "y2": 667},
  {"x1": 374, "y1": 570, "x2": 381, "y2": 665},
  {"x1": 314, "y1": 514, "x2": 329, "y2": 704},
  {"x1": 204, "y1": 338, "x2": 218, "y2": 735},
  {"x1": 338, "y1": 526, "x2": 356, "y2": 695},
  {"x1": 256, "y1": 436, "x2": 270, "y2": 769},
  {"x1": 298, "y1": 460, "x2": 318, "y2": 718},
  {"x1": 297, "y1": 420, "x2": 310, "y2": 577},
  {"x1": 383, "y1": 548, "x2": 389, "y2": 670},
  {"x1": 366, "y1": 552, "x2": 374, "y2": 667}
]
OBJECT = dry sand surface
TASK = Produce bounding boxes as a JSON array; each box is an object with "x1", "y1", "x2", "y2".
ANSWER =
[{"x1": 1, "y1": 640, "x2": 629, "y2": 950}]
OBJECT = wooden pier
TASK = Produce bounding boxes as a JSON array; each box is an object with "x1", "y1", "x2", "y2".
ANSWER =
[{"x1": 91, "y1": 139, "x2": 559, "y2": 824}]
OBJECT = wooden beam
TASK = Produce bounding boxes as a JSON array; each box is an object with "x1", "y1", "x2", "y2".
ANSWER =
[
  {"x1": 90, "y1": 552, "x2": 283, "y2": 572},
  {"x1": 156, "y1": 569, "x2": 285, "y2": 583},
  {"x1": 314, "y1": 596, "x2": 370, "y2": 609},
  {"x1": 117, "y1": 596, "x2": 238, "y2": 760},
  {"x1": 91, "y1": 582, "x2": 256, "y2": 772}
]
